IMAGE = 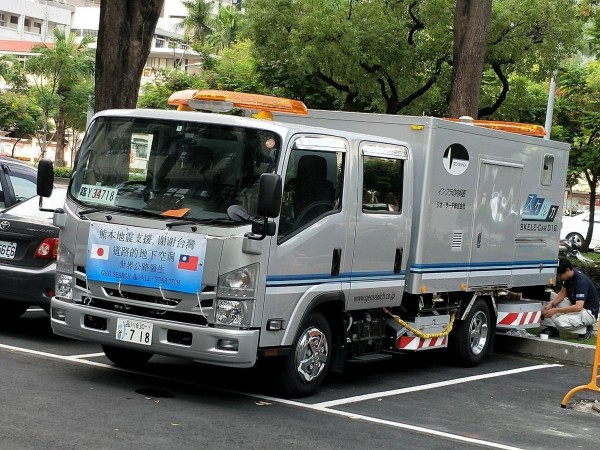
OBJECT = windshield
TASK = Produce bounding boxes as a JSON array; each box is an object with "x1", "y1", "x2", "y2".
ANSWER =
[{"x1": 70, "y1": 116, "x2": 281, "y2": 221}]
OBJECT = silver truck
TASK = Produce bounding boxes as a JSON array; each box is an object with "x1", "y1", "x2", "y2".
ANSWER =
[{"x1": 37, "y1": 90, "x2": 569, "y2": 396}]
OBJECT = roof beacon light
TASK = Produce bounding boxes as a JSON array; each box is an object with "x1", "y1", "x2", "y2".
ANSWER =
[
  {"x1": 168, "y1": 89, "x2": 308, "y2": 116},
  {"x1": 445, "y1": 118, "x2": 546, "y2": 137}
]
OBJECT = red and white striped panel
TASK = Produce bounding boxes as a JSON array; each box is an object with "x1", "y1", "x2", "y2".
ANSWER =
[
  {"x1": 397, "y1": 335, "x2": 448, "y2": 351},
  {"x1": 497, "y1": 310, "x2": 541, "y2": 328}
]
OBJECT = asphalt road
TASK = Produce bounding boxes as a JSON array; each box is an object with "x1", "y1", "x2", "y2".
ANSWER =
[{"x1": 1, "y1": 309, "x2": 599, "y2": 450}]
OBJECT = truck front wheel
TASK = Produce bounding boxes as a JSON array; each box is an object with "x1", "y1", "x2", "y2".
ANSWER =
[
  {"x1": 451, "y1": 299, "x2": 491, "y2": 366},
  {"x1": 102, "y1": 345, "x2": 153, "y2": 368},
  {"x1": 280, "y1": 312, "x2": 331, "y2": 397}
]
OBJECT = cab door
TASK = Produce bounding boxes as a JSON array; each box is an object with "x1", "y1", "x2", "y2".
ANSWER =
[
  {"x1": 259, "y1": 135, "x2": 352, "y2": 347},
  {"x1": 349, "y1": 142, "x2": 410, "y2": 310}
]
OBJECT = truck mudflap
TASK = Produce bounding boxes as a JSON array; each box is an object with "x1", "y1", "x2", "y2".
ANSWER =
[
  {"x1": 495, "y1": 298, "x2": 542, "y2": 330},
  {"x1": 50, "y1": 298, "x2": 260, "y2": 368},
  {"x1": 385, "y1": 310, "x2": 453, "y2": 352}
]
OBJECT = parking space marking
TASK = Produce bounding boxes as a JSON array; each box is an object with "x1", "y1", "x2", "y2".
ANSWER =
[
  {"x1": 241, "y1": 395, "x2": 524, "y2": 450},
  {"x1": 0, "y1": 342, "x2": 543, "y2": 449},
  {"x1": 69, "y1": 352, "x2": 106, "y2": 359},
  {"x1": 312, "y1": 364, "x2": 562, "y2": 408},
  {"x1": 0, "y1": 343, "x2": 113, "y2": 368}
]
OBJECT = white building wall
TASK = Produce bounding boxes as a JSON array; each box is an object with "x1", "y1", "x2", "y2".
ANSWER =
[{"x1": 0, "y1": 0, "x2": 72, "y2": 41}]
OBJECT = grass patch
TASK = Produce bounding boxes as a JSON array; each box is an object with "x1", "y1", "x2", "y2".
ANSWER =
[{"x1": 528, "y1": 327, "x2": 598, "y2": 346}]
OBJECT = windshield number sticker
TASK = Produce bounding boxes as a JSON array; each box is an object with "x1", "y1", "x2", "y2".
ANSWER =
[{"x1": 78, "y1": 184, "x2": 118, "y2": 206}]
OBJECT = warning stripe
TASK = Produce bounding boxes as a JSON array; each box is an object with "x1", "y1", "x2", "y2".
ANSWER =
[
  {"x1": 497, "y1": 310, "x2": 541, "y2": 327},
  {"x1": 397, "y1": 335, "x2": 448, "y2": 351}
]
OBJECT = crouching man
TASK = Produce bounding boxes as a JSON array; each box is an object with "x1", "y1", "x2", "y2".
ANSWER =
[{"x1": 540, "y1": 257, "x2": 599, "y2": 340}]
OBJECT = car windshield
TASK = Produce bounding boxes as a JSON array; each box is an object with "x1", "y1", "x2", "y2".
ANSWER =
[{"x1": 70, "y1": 117, "x2": 281, "y2": 221}]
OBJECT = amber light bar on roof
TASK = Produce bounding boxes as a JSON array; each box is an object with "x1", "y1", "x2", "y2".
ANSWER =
[
  {"x1": 168, "y1": 89, "x2": 308, "y2": 115},
  {"x1": 444, "y1": 118, "x2": 546, "y2": 137}
]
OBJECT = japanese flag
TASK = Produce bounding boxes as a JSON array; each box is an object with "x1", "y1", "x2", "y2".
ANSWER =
[{"x1": 90, "y1": 244, "x2": 110, "y2": 260}]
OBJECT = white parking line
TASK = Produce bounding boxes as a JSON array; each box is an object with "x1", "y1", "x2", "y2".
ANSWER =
[
  {"x1": 312, "y1": 364, "x2": 562, "y2": 408},
  {"x1": 69, "y1": 352, "x2": 106, "y2": 359},
  {"x1": 0, "y1": 343, "x2": 112, "y2": 368},
  {"x1": 0, "y1": 342, "x2": 558, "y2": 450},
  {"x1": 280, "y1": 401, "x2": 526, "y2": 450}
]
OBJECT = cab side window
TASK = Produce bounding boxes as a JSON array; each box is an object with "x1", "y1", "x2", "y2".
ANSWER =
[
  {"x1": 361, "y1": 143, "x2": 406, "y2": 214},
  {"x1": 278, "y1": 137, "x2": 345, "y2": 242}
]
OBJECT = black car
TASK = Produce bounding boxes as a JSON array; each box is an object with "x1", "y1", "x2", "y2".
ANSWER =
[
  {"x1": 0, "y1": 157, "x2": 38, "y2": 211},
  {"x1": 0, "y1": 188, "x2": 67, "y2": 320}
]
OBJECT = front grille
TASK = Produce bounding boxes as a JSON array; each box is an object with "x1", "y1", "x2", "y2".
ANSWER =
[{"x1": 86, "y1": 297, "x2": 210, "y2": 326}]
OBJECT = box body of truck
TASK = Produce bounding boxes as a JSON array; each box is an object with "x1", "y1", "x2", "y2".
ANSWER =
[{"x1": 44, "y1": 101, "x2": 569, "y2": 397}]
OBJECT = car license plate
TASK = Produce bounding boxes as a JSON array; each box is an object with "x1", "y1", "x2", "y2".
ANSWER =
[
  {"x1": 116, "y1": 318, "x2": 153, "y2": 346},
  {"x1": 0, "y1": 240, "x2": 17, "y2": 259}
]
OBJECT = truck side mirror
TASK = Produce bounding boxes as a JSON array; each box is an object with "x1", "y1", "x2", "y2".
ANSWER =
[
  {"x1": 37, "y1": 159, "x2": 55, "y2": 198},
  {"x1": 256, "y1": 173, "x2": 282, "y2": 218}
]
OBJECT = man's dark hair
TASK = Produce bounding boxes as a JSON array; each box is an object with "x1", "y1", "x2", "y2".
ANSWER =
[{"x1": 557, "y1": 257, "x2": 573, "y2": 275}]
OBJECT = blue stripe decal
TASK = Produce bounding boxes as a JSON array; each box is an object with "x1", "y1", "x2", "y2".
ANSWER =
[
  {"x1": 410, "y1": 260, "x2": 558, "y2": 274},
  {"x1": 266, "y1": 260, "x2": 557, "y2": 287},
  {"x1": 266, "y1": 271, "x2": 405, "y2": 287}
]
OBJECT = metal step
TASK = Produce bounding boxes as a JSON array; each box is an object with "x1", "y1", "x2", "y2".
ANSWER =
[{"x1": 347, "y1": 353, "x2": 393, "y2": 364}]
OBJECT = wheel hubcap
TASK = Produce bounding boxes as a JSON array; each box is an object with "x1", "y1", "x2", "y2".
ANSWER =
[
  {"x1": 295, "y1": 326, "x2": 329, "y2": 382},
  {"x1": 469, "y1": 311, "x2": 488, "y2": 356}
]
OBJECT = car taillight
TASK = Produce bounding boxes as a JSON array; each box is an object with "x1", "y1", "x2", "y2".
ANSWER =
[{"x1": 34, "y1": 238, "x2": 59, "y2": 259}]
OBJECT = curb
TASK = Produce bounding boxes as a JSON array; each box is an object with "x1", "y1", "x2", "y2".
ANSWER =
[{"x1": 496, "y1": 334, "x2": 597, "y2": 366}]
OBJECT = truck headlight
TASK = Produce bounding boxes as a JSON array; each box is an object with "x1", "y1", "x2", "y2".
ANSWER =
[
  {"x1": 215, "y1": 264, "x2": 258, "y2": 327},
  {"x1": 56, "y1": 273, "x2": 73, "y2": 299}
]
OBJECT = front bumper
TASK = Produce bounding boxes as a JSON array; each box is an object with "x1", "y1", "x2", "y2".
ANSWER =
[{"x1": 51, "y1": 297, "x2": 260, "y2": 368}]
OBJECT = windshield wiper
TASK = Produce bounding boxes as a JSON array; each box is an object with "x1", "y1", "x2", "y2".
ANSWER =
[
  {"x1": 79, "y1": 205, "x2": 164, "y2": 220},
  {"x1": 165, "y1": 217, "x2": 234, "y2": 229}
]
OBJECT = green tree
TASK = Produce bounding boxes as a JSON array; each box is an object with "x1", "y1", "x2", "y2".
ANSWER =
[
  {"x1": 0, "y1": 55, "x2": 29, "y2": 93},
  {"x1": 553, "y1": 60, "x2": 600, "y2": 251},
  {"x1": 138, "y1": 70, "x2": 208, "y2": 109},
  {"x1": 0, "y1": 92, "x2": 43, "y2": 158},
  {"x1": 138, "y1": 41, "x2": 265, "y2": 109},
  {"x1": 27, "y1": 28, "x2": 95, "y2": 166},
  {"x1": 177, "y1": 0, "x2": 215, "y2": 49},
  {"x1": 64, "y1": 80, "x2": 94, "y2": 166},
  {"x1": 245, "y1": 0, "x2": 583, "y2": 116},
  {"x1": 208, "y1": 2, "x2": 242, "y2": 53}
]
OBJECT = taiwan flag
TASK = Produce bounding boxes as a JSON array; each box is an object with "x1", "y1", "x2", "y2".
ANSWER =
[{"x1": 178, "y1": 254, "x2": 199, "y2": 271}]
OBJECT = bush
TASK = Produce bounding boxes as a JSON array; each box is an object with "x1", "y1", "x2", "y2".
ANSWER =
[
  {"x1": 54, "y1": 167, "x2": 72, "y2": 178},
  {"x1": 569, "y1": 258, "x2": 600, "y2": 290}
]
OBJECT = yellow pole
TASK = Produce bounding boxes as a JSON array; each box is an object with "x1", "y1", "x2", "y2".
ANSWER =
[{"x1": 561, "y1": 320, "x2": 600, "y2": 408}]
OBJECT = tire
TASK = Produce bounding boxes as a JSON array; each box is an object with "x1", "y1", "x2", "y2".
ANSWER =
[
  {"x1": 566, "y1": 232, "x2": 584, "y2": 248},
  {"x1": 451, "y1": 299, "x2": 492, "y2": 366},
  {"x1": 102, "y1": 344, "x2": 153, "y2": 368},
  {"x1": 0, "y1": 301, "x2": 30, "y2": 323},
  {"x1": 279, "y1": 312, "x2": 332, "y2": 397}
]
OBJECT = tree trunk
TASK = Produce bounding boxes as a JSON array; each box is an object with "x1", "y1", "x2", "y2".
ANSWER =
[
  {"x1": 448, "y1": 0, "x2": 492, "y2": 118},
  {"x1": 55, "y1": 100, "x2": 67, "y2": 167},
  {"x1": 94, "y1": 0, "x2": 164, "y2": 112}
]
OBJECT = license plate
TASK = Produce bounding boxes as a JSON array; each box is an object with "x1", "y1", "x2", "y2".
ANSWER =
[
  {"x1": 116, "y1": 318, "x2": 153, "y2": 346},
  {"x1": 0, "y1": 240, "x2": 17, "y2": 259}
]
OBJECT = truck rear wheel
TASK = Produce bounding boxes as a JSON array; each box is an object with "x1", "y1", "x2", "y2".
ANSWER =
[
  {"x1": 451, "y1": 299, "x2": 491, "y2": 366},
  {"x1": 102, "y1": 345, "x2": 153, "y2": 368},
  {"x1": 280, "y1": 312, "x2": 331, "y2": 397}
]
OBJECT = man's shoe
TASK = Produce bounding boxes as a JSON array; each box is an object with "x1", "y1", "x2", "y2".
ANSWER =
[
  {"x1": 577, "y1": 325, "x2": 593, "y2": 341},
  {"x1": 540, "y1": 327, "x2": 559, "y2": 338}
]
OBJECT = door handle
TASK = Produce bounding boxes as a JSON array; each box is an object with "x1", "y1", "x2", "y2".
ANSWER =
[
  {"x1": 331, "y1": 248, "x2": 341, "y2": 276},
  {"x1": 394, "y1": 247, "x2": 403, "y2": 274}
]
